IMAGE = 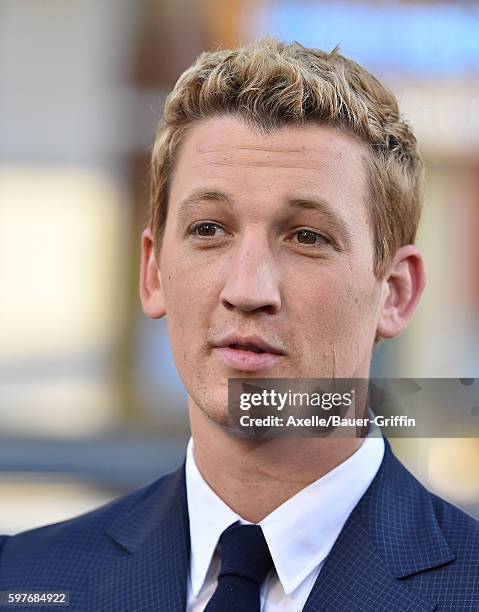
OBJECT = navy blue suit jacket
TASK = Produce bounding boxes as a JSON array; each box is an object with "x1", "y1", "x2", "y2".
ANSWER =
[{"x1": 0, "y1": 438, "x2": 478, "y2": 611}]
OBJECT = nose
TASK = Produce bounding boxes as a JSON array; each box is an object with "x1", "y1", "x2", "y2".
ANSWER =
[{"x1": 220, "y1": 234, "x2": 282, "y2": 314}]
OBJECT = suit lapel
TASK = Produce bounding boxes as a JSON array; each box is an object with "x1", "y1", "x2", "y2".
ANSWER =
[
  {"x1": 302, "y1": 510, "x2": 435, "y2": 611},
  {"x1": 89, "y1": 462, "x2": 190, "y2": 611},
  {"x1": 303, "y1": 438, "x2": 454, "y2": 611}
]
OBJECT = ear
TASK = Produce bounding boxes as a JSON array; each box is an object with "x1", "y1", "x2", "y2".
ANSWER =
[
  {"x1": 376, "y1": 244, "x2": 426, "y2": 340},
  {"x1": 139, "y1": 228, "x2": 166, "y2": 319}
]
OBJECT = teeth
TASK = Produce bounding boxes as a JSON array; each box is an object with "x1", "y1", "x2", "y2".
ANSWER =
[{"x1": 230, "y1": 343, "x2": 264, "y2": 353}]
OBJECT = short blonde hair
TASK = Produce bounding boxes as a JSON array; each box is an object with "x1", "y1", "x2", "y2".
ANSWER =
[{"x1": 149, "y1": 37, "x2": 424, "y2": 280}]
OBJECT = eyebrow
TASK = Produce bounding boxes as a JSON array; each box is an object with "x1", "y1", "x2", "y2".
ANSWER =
[
  {"x1": 176, "y1": 189, "x2": 232, "y2": 219},
  {"x1": 176, "y1": 188, "x2": 353, "y2": 247}
]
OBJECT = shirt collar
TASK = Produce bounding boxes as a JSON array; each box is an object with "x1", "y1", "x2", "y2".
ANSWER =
[
  {"x1": 185, "y1": 438, "x2": 241, "y2": 597},
  {"x1": 185, "y1": 432, "x2": 384, "y2": 597}
]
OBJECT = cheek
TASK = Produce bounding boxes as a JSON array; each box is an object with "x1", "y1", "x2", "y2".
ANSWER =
[
  {"x1": 291, "y1": 271, "x2": 377, "y2": 344},
  {"x1": 161, "y1": 249, "x2": 219, "y2": 342}
]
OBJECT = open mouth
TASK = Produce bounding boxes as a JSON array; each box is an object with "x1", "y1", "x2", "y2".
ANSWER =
[{"x1": 228, "y1": 343, "x2": 266, "y2": 354}]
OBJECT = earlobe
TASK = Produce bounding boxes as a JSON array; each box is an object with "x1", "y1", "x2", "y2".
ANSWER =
[
  {"x1": 375, "y1": 245, "x2": 426, "y2": 340},
  {"x1": 139, "y1": 228, "x2": 167, "y2": 320}
]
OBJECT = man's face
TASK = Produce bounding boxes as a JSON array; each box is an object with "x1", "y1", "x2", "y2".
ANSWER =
[{"x1": 150, "y1": 116, "x2": 386, "y2": 424}]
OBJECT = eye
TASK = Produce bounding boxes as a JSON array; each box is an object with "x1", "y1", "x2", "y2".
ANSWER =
[
  {"x1": 188, "y1": 222, "x2": 226, "y2": 238},
  {"x1": 293, "y1": 229, "x2": 331, "y2": 247}
]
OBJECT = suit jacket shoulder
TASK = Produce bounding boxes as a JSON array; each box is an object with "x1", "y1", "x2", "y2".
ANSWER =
[
  {"x1": 0, "y1": 472, "x2": 180, "y2": 610},
  {"x1": 1, "y1": 474, "x2": 169, "y2": 556}
]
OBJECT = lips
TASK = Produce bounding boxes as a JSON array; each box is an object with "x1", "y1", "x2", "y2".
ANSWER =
[
  {"x1": 215, "y1": 334, "x2": 284, "y2": 355},
  {"x1": 213, "y1": 334, "x2": 285, "y2": 372}
]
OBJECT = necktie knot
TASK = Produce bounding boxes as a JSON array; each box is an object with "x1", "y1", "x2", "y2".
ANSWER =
[
  {"x1": 204, "y1": 521, "x2": 274, "y2": 611},
  {"x1": 218, "y1": 522, "x2": 273, "y2": 585}
]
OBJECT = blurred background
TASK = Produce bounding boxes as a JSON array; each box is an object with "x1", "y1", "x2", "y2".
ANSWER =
[{"x1": 1, "y1": 0, "x2": 479, "y2": 534}]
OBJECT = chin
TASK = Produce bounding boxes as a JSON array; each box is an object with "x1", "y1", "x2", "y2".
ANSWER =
[
  {"x1": 188, "y1": 385, "x2": 231, "y2": 427},
  {"x1": 197, "y1": 400, "x2": 230, "y2": 427},
  {"x1": 206, "y1": 408, "x2": 230, "y2": 427}
]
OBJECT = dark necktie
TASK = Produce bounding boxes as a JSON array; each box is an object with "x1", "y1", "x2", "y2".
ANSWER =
[{"x1": 204, "y1": 521, "x2": 274, "y2": 612}]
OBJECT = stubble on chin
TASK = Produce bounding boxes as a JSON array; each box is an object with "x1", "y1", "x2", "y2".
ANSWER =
[
  {"x1": 202, "y1": 403, "x2": 230, "y2": 428},
  {"x1": 188, "y1": 375, "x2": 231, "y2": 428}
]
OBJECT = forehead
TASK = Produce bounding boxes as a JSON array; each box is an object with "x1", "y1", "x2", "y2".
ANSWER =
[{"x1": 169, "y1": 115, "x2": 370, "y2": 225}]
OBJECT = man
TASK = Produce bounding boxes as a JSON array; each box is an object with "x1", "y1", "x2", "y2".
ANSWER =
[{"x1": 0, "y1": 38, "x2": 478, "y2": 611}]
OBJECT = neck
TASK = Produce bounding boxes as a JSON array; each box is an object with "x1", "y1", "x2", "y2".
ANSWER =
[{"x1": 189, "y1": 402, "x2": 364, "y2": 523}]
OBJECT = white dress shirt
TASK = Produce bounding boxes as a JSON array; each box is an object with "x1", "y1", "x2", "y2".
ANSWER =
[{"x1": 185, "y1": 433, "x2": 385, "y2": 611}]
